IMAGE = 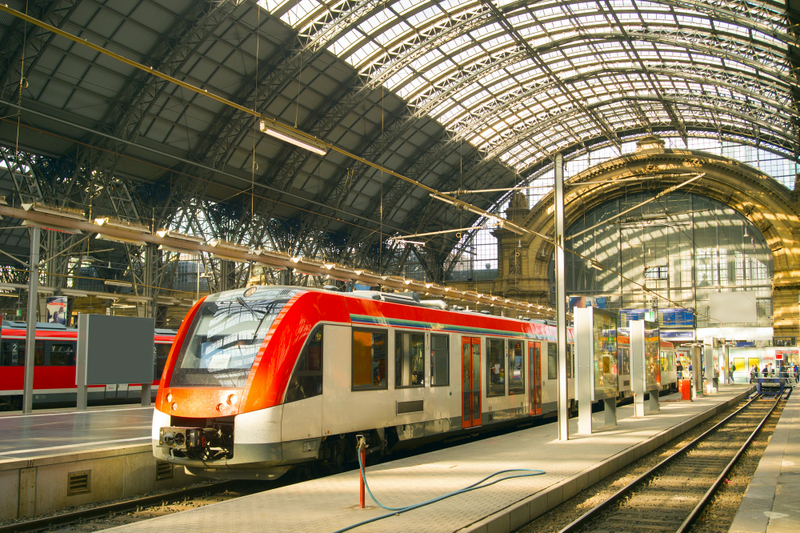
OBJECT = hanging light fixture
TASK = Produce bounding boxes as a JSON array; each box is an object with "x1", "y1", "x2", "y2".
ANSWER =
[{"x1": 259, "y1": 119, "x2": 327, "y2": 156}]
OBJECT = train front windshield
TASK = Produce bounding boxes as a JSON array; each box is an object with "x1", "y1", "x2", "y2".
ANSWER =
[{"x1": 169, "y1": 289, "x2": 298, "y2": 388}]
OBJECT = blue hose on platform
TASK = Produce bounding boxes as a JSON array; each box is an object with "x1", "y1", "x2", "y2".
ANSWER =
[{"x1": 330, "y1": 452, "x2": 546, "y2": 533}]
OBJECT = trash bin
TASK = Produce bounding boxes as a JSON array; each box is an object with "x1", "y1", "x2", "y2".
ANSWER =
[{"x1": 680, "y1": 379, "x2": 692, "y2": 401}]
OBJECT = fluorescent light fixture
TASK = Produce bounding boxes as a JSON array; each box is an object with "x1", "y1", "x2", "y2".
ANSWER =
[
  {"x1": 96, "y1": 295, "x2": 118, "y2": 301},
  {"x1": 395, "y1": 239, "x2": 425, "y2": 246},
  {"x1": 259, "y1": 119, "x2": 328, "y2": 156},
  {"x1": 126, "y1": 296, "x2": 152, "y2": 303},
  {"x1": 587, "y1": 260, "x2": 603, "y2": 271},
  {"x1": 104, "y1": 279, "x2": 133, "y2": 288},
  {"x1": 62, "y1": 289, "x2": 88, "y2": 298},
  {"x1": 212, "y1": 252, "x2": 246, "y2": 263},
  {"x1": 208, "y1": 238, "x2": 250, "y2": 254},
  {"x1": 156, "y1": 229, "x2": 205, "y2": 243},
  {"x1": 159, "y1": 244, "x2": 200, "y2": 255},
  {"x1": 96, "y1": 233, "x2": 147, "y2": 246},
  {"x1": 94, "y1": 217, "x2": 150, "y2": 234},
  {"x1": 22, "y1": 219, "x2": 82, "y2": 234},
  {"x1": 22, "y1": 202, "x2": 86, "y2": 220},
  {"x1": 157, "y1": 296, "x2": 177, "y2": 305}
]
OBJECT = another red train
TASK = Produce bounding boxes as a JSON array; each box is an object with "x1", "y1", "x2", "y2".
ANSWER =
[
  {"x1": 0, "y1": 320, "x2": 175, "y2": 410},
  {"x1": 152, "y1": 286, "x2": 583, "y2": 480}
]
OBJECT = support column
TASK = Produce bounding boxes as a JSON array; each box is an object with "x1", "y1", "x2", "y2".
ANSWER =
[
  {"x1": 554, "y1": 153, "x2": 568, "y2": 441},
  {"x1": 23, "y1": 226, "x2": 40, "y2": 414}
]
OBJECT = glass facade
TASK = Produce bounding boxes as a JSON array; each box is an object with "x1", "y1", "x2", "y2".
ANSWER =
[{"x1": 564, "y1": 193, "x2": 773, "y2": 328}]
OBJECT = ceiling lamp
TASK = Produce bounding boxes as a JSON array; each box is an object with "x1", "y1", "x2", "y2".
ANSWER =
[
  {"x1": 104, "y1": 280, "x2": 132, "y2": 288},
  {"x1": 96, "y1": 233, "x2": 147, "y2": 246},
  {"x1": 95, "y1": 217, "x2": 150, "y2": 234},
  {"x1": 156, "y1": 229, "x2": 205, "y2": 243},
  {"x1": 259, "y1": 119, "x2": 328, "y2": 156}
]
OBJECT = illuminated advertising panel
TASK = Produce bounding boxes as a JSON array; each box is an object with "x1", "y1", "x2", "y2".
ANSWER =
[
  {"x1": 592, "y1": 309, "x2": 618, "y2": 401},
  {"x1": 645, "y1": 322, "x2": 660, "y2": 389}
]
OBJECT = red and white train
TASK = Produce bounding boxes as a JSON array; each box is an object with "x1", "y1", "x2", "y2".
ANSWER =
[
  {"x1": 152, "y1": 286, "x2": 583, "y2": 480},
  {"x1": 0, "y1": 320, "x2": 175, "y2": 410},
  {"x1": 152, "y1": 287, "x2": 681, "y2": 480}
]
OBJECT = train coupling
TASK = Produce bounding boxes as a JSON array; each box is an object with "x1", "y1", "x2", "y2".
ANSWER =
[{"x1": 159, "y1": 426, "x2": 220, "y2": 452}]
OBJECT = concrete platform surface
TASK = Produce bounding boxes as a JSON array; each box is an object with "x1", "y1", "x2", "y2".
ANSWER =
[
  {"x1": 729, "y1": 389, "x2": 800, "y2": 533},
  {"x1": 0, "y1": 405, "x2": 152, "y2": 462},
  {"x1": 99, "y1": 385, "x2": 752, "y2": 533}
]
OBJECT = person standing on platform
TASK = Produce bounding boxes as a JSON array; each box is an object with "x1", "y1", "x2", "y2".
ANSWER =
[
  {"x1": 730, "y1": 362, "x2": 736, "y2": 383},
  {"x1": 794, "y1": 363, "x2": 799, "y2": 383},
  {"x1": 677, "y1": 360, "x2": 683, "y2": 380},
  {"x1": 750, "y1": 365, "x2": 758, "y2": 383}
]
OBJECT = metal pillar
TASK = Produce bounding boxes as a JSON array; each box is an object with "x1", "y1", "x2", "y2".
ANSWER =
[
  {"x1": 555, "y1": 153, "x2": 569, "y2": 441},
  {"x1": 23, "y1": 226, "x2": 40, "y2": 414}
]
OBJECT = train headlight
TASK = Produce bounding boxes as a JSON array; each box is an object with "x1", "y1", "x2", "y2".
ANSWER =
[
  {"x1": 227, "y1": 394, "x2": 238, "y2": 406},
  {"x1": 166, "y1": 393, "x2": 173, "y2": 403},
  {"x1": 171, "y1": 402, "x2": 178, "y2": 411}
]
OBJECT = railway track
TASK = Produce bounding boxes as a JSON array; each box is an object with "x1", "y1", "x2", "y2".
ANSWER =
[
  {"x1": 558, "y1": 392, "x2": 786, "y2": 533},
  {"x1": 0, "y1": 480, "x2": 272, "y2": 533}
]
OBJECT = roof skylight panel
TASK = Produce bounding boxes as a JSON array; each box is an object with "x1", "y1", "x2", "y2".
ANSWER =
[
  {"x1": 359, "y1": 9, "x2": 394, "y2": 35},
  {"x1": 385, "y1": 66, "x2": 414, "y2": 91},
  {"x1": 281, "y1": 0, "x2": 321, "y2": 28},
  {"x1": 394, "y1": 0, "x2": 417, "y2": 16},
  {"x1": 674, "y1": 14, "x2": 713, "y2": 30},
  {"x1": 330, "y1": 27, "x2": 364, "y2": 57},
  {"x1": 409, "y1": 48, "x2": 445, "y2": 72},
  {"x1": 346, "y1": 39, "x2": 379, "y2": 68},
  {"x1": 442, "y1": 34, "x2": 471, "y2": 54},
  {"x1": 257, "y1": 0, "x2": 292, "y2": 15},
  {"x1": 406, "y1": 5, "x2": 444, "y2": 28}
]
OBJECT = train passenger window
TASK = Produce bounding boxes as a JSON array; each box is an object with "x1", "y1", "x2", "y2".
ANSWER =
[
  {"x1": 286, "y1": 326, "x2": 324, "y2": 403},
  {"x1": 49, "y1": 343, "x2": 76, "y2": 366},
  {"x1": 430, "y1": 334, "x2": 449, "y2": 386},
  {"x1": 155, "y1": 344, "x2": 172, "y2": 379},
  {"x1": 548, "y1": 343, "x2": 557, "y2": 380},
  {"x1": 352, "y1": 329, "x2": 388, "y2": 390},
  {"x1": 395, "y1": 332, "x2": 424, "y2": 388},
  {"x1": 1, "y1": 340, "x2": 45, "y2": 366},
  {"x1": 487, "y1": 338, "x2": 505, "y2": 397},
  {"x1": 508, "y1": 340, "x2": 525, "y2": 395}
]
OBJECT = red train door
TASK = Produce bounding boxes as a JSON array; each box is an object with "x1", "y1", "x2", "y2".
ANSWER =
[
  {"x1": 529, "y1": 341, "x2": 542, "y2": 416},
  {"x1": 461, "y1": 337, "x2": 482, "y2": 428}
]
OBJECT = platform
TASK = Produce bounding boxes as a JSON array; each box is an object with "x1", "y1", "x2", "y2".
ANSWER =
[
  {"x1": 98, "y1": 385, "x2": 753, "y2": 533},
  {"x1": 0, "y1": 405, "x2": 152, "y2": 461},
  {"x1": 0, "y1": 405, "x2": 192, "y2": 520},
  {"x1": 729, "y1": 388, "x2": 800, "y2": 533}
]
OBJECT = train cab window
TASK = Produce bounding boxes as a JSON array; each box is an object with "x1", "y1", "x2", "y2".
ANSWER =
[
  {"x1": 1, "y1": 340, "x2": 45, "y2": 366},
  {"x1": 286, "y1": 327, "x2": 324, "y2": 403},
  {"x1": 352, "y1": 329, "x2": 388, "y2": 390},
  {"x1": 548, "y1": 343, "x2": 557, "y2": 380},
  {"x1": 487, "y1": 338, "x2": 506, "y2": 397},
  {"x1": 49, "y1": 343, "x2": 76, "y2": 366},
  {"x1": 430, "y1": 334, "x2": 449, "y2": 386},
  {"x1": 395, "y1": 332, "x2": 424, "y2": 388},
  {"x1": 508, "y1": 340, "x2": 525, "y2": 395},
  {"x1": 170, "y1": 291, "x2": 296, "y2": 388}
]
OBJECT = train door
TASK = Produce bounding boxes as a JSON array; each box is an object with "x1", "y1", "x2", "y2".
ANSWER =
[
  {"x1": 461, "y1": 337, "x2": 482, "y2": 428},
  {"x1": 528, "y1": 341, "x2": 542, "y2": 416}
]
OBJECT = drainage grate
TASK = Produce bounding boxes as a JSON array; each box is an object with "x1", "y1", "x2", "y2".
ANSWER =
[
  {"x1": 67, "y1": 470, "x2": 91, "y2": 496},
  {"x1": 156, "y1": 461, "x2": 174, "y2": 481}
]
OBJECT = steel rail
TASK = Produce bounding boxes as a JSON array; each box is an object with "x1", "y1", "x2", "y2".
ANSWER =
[
  {"x1": 677, "y1": 390, "x2": 787, "y2": 532},
  {"x1": 558, "y1": 392, "x2": 777, "y2": 533}
]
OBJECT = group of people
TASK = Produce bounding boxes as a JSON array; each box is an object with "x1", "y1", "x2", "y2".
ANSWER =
[{"x1": 749, "y1": 362, "x2": 800, "y2": 383}]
